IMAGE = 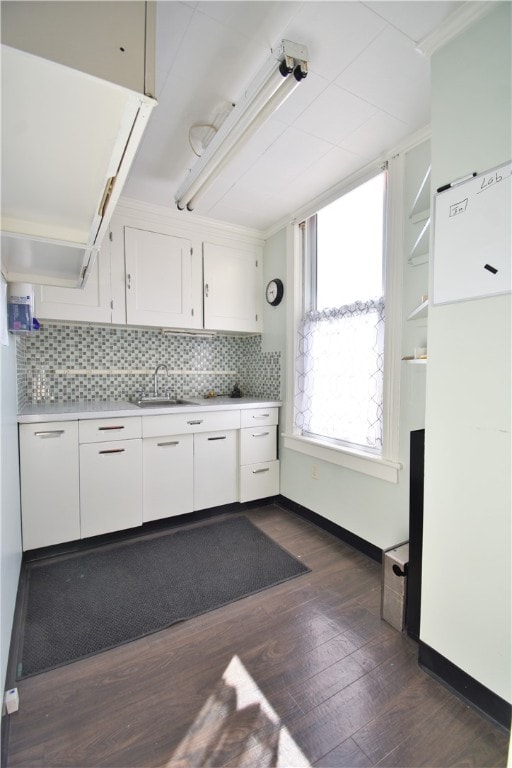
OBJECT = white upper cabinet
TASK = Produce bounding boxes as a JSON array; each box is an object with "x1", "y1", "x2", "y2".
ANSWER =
[
  {"x1": 124, "y1": 226, "x2": 201, "y2": 329},
  {"x1": 0, "y1": 3, "x2": 156, "y2": 288},
  {"x1": 1, "y1": 1, "x2": 155, "y2": 96},
  {"x1": 33, "y1": 199, "x2": 265, "y2": 334},
  {"x1": 203, "y1": 241, "x2": 263, "y2": 333},
  {"x1": 34, "y1": 245, "x2": 113, "y2": 324}
]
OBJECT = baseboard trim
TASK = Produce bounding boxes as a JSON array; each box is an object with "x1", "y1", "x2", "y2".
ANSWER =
[
  {"x1": 276, "y1": 495, "x2": 382, "y2": 563},
  {"x1": 419, "y1": 642, "x2": 511, "y2": 731}
]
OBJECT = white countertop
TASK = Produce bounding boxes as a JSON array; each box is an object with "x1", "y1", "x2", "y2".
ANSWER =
[{"x1": 18, "y1": 397, "x2": 281, "y2": 423}]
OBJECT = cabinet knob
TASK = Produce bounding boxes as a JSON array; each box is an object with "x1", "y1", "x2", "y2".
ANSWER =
[{"x1": 34, "y1": 430, "x2": 65, "y2": 438}]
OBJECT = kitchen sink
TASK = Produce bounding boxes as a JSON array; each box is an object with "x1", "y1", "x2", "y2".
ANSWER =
[{"x1": 130, "y1": 396, "x2": 197, "y2": 408}]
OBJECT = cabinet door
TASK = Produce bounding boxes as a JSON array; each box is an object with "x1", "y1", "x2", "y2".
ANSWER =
[
  {"x1": 143, "y1": 434, "x2": 193, "y2": 522},
  {"x1": 19, "y1": 421, "x2": 80, "y2": 550},
  {"x1": 80, "y1": 439, "x2": 142, "y2": 538},
  {"x1": 125, "y1": 226, "x2": 201, "y2": 329},
  {"x1": 203, "y1": 241, "x2": 262, "y2": 332},
  {"x1": 34, "y1": 247, "x2": 112, "y2": 323},
  {"x1": 193, "y1": 430, "x2": 238, "y2": 511}
]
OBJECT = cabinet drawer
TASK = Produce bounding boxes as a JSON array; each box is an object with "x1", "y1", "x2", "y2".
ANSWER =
[
  {"x1": 143, "y1": 409, "x2": 240, "y2": 437},
  {"x1": 240, "y1": 427, "x2": 276, "y2": 465},
  {"x1": 79, "y1": 417, "x2": 141, "y2": 443},
  {"x1": 240, "y1": 407, "x2": 278, "y2": 428},
  {"x1": 240, "y1": 460, "x2": 279, "y2": 503}
]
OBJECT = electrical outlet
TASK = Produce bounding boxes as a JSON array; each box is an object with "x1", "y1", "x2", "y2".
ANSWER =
[{"x1": 311, "y1": 463, "x2": 319, "y2": 480}]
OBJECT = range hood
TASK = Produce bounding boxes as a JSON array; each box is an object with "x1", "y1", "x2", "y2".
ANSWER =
[{"x1": 0, "y1": 44, "x2": 156, "y2": 288}]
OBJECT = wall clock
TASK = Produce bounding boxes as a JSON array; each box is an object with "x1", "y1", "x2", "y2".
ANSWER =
[{"x1": 265, "y1": 278, "x2": 284, "y2": 306}]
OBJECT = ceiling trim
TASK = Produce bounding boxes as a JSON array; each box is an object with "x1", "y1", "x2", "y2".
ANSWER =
[
  {"x1": 416, "y1": 1, "x2": 498, "y2": 58},
  {"x1": 116, "y1": 196, "x2": 265, "y2": 245},
  {"x1": 262, "y1": 125, "x2": 432, "y2": 240}
]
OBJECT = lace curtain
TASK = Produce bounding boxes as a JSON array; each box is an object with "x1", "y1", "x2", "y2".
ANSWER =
[{"x1": 295, "y1": 297, "x2": 385, "y2": 450}]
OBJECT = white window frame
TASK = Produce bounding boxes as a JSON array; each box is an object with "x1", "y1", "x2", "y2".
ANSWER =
[{"x1": 283, "y1": 155, "x2": 405, "y2": 483}]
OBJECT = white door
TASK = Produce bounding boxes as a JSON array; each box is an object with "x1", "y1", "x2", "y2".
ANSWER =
[
  {"x1": 125, "y1": 226, "x2": 201, "y2": 329},
  {"x1": 143, "y1": 434, "x2": 193, "y2": 521},
  {"x1": 79, "y1": 439, "x2": 142, "y2": 538},
  {"x1": 203, "y1": 241, "x2": 262, "y2": 332},
  {"x1": 19, "y1": 421, "x2": 80, "y2": 550},
  {"x1": 193, "y1": 430, "x2": 238, "y2": 510}
]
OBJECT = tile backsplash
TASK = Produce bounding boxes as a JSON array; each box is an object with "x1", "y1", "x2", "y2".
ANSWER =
[{"x1": 17, "y1": 323, "x2": 281, "y2": 407}]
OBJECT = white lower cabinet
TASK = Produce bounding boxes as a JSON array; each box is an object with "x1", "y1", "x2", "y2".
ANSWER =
[
  {"x1": 193, "y1": 430, "x2": 238, "y2": 511},
  {"x1": 239, "y1": 407, "x2": 279, "y2": 502},
  {"x1": 19, "y1": 405, "x2": 279, "y2": 549},
  {"x1": 19, "y1": 421, "x2": 80, "y2": 550},
  {"x1": 143, "y1": 434, "x2": 193, "y2": 522},
  {"x1": 79, "y1": 438, "x2": 142, "y2": 538},
  {"x1": 79, "y1": 416, "x2": 143, "y2": 538}
]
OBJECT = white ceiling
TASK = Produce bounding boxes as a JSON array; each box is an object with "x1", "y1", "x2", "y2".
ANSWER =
[{"x1": 123, "y1": 0, "x2": 463, "y2": 232}]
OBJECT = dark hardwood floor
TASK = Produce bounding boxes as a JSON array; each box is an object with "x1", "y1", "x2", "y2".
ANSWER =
[{"x1": 6, "y1": 505, "x2": 509, "y2": 767}]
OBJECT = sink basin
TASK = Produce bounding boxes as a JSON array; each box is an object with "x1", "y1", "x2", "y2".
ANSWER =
[{"x1": 130, "y1": 397, "x2": 196, "y2": 408}]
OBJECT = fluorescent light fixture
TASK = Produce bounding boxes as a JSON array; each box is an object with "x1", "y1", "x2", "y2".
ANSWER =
[{"x1": 175, "y1": 40, "x2": 308, "y2": 212}]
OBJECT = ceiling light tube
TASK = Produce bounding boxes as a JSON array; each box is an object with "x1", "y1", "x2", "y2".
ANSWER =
[{"x1": 175, "y1": 40, "x2": 308, "y2": 212}]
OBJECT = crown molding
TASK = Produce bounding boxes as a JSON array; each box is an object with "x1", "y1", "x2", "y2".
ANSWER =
[
  {"x1": 114, "y1": 196, "x2": 265, "y2": 245},
  {"x1": 262, "y1": 124, "x2": 433, "y2": 240},
  {"x1": 416, "y1": 1, "x2": 498, "y2": 58}
]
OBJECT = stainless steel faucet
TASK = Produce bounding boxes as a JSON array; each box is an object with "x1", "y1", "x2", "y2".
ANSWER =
[{"x1": 153, "y1": 363, "x2": 169, "y2": 397}]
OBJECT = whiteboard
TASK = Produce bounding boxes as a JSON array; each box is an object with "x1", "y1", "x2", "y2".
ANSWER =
[{"x1": 432, "y1": 161, "x2": 511, "y2": 305}]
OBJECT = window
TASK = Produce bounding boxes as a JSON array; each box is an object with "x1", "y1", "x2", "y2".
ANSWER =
[{"x1": 295, "y1": 169, "x2": 387, "y2": 454}]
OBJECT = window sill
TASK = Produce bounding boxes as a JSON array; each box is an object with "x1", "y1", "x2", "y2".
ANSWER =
[{"x1": 282, "y1": 433, "x2": 402, "y2": 483}]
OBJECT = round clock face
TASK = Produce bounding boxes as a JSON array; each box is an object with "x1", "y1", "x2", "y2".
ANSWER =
[{"x1": 266, "y1": 278, "x2": 284, "y2": 306}]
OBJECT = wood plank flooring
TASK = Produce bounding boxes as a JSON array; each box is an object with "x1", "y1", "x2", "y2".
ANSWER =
[{"x1": 6, "y1": 505, "x2": 509, "y2": 767}]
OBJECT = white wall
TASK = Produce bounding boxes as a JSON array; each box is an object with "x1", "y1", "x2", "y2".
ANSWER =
[
  {"x1": 270, "y1": 142, "x2": 430, "y2": 551},
  {"x1": 421, "y1": 5, "x2": 511, "y2": 703},
  {"x1": 261, "y1": 228, "x2": 287, "y2": 377},
  {"x1": 1, "y1": 330, "x2": 22, "y2": 695}
]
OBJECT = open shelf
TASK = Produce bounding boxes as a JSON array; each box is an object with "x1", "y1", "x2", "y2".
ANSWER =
[
  {"x1": 407, "y1": 299, "x2": 428, "y2": 321},
  {"x1": 409, "y1": 166, "x2": 431, "y2": 219}
]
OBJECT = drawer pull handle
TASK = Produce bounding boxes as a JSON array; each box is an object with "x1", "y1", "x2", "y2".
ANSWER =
[
  {"x1": 253, "y1": 414, "x2": 270, "y2": 419},
  {"x1": 187, "y1": 420, "x2": 203, "y2": 425},
  {"x1": 252, "y1": 467, "x2": 270, "y2": 474},
  {"x1": 157, "y1": 441, "x2": 179, "y2": 447},
  {"x1": 98, "y1": 425, "x2": 125, "y2": 431},
  {"x1": 208, "y1": 436, "x2": 226, "y2": 441},
  {"x1": 99, "y1": 448, "x2": 125, "y2": 455},
  {"x1": 34, "y1": 430, "x2": 65, "y2": 438},
  {"x1": 252, "y1": 432, "x2": 270, "y2": 437}
]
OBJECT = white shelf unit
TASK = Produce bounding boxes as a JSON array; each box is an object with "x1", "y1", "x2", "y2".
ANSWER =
[{"x1": 408, "y1": 165, "x2": 431, "y2": 267}]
